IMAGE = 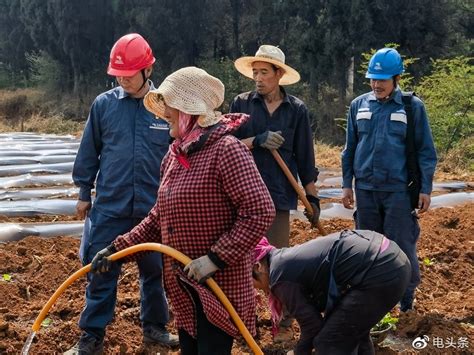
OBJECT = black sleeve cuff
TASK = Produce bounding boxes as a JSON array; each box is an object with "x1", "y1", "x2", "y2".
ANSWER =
[
  {"x1": 107, "y1": 243, "x2": 117, "y2": 254},
  {"x1": 306, "y1": 194, "x2": 320, "y2": 210},
  {"x1": 207, "y1": 251, "x2": 227, "y2": 269}
]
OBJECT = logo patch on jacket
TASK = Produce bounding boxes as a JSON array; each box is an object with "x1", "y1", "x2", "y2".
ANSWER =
[
  {"x1": 149, "y1": 122, "x2": 169, "y2": 130},
  {"x1": 390, "y1": 111, "x2": 407, "y2": 124},
  {"x1": 356, "y1": 110, "x2": 372, "y2": 120}
]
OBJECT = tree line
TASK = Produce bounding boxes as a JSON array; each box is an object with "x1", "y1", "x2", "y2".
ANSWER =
[{"x1": 0, "y1": 0, "x2": 472, "y2": 147}]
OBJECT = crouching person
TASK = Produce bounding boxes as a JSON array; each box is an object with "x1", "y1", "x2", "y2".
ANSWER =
[{"x1": 252, "y1": 230, "x2": 410, "y2": 355}]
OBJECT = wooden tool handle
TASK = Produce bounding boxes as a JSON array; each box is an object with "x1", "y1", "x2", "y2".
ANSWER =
[{"x1": 270, "y1": 149, "x2": 326, "y2": 235}]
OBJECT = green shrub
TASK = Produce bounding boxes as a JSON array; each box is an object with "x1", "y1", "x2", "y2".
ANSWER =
[
  {"x1": 199, "y1": 57, "x2": 254, "y2": 112},
  {"x1": 26, "y1": 51, "x2": 62, "y2": 92},
  {"x1": 416, "y1": 56, "x2": 473, "y2": 155}
]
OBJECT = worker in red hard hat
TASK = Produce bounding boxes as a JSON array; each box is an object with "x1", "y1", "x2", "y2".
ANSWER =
[
  {"x1": 107, "y1": 33, "x2": 156, "y2": 94},
  {"x1": 66, "y1": 33, "x2": 178, "y2": 354}
]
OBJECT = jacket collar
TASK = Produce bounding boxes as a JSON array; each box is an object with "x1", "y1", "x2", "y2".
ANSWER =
[
  {"x1": 250, "y1": 86, "x2": 293, "y2": 108},
  {"x1": 368, "y1": 87, "x2": 403, "y2": 105},
  {"x1": 117, "y1": 80, "x2": 155, "y2": 100}
]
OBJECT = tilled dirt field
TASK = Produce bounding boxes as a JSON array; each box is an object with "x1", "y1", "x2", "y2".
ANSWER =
[{"x1": 0, "y1": 204, "x2": 473, "y2": 354}]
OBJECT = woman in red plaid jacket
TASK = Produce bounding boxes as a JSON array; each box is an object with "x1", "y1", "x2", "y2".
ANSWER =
[{"x1": 90, "y1": 66, "x2": 275, "y2": 354}]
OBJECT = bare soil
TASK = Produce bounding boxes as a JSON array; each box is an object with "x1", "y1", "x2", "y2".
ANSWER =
[{"x1": 0, "y1": 204, "x2": 473, "y2": 354}]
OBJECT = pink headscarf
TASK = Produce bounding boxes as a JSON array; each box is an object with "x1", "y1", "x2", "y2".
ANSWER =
[
  {"x1": 254, "y1": 237, "x2": 282, "y2": 335},
  {"x1": 254, "y1": 236, "x2": 275, "y2": 262},
  {"x1": 170, "y1": 112, "x2": 203, "y2": 169}
]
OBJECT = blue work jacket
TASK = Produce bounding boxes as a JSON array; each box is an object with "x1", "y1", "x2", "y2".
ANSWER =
[
  {"x1": 230, "y1": 89, "x2": 318, "y2": 210},
  {"x1": 73, "y1": 83, "x2": 170, "y2": 218},
  {"x1": 341, "y1": 88, "x2": 437, "y2": 194}
]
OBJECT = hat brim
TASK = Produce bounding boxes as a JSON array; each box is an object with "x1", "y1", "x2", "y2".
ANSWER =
[
  {"x1": 234, "y1": 56, "x2": 300, "y2": 85},
  {"x1": 144, "y1": 90, "x2": 221, "y2": 127},
  {"x1": 107, "y1": 65, "x2": 140, "y2": 77},
  {"x1": 365, "y1": 72, "x2": 394, "y2": 80},
  {"x1": 144, "y1": 91, "x2": 166, "y2": 118}
]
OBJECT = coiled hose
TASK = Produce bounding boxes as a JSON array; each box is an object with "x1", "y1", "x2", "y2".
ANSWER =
[{"x1": 30, "y1": 243, "x2": 263, "y2": 354}]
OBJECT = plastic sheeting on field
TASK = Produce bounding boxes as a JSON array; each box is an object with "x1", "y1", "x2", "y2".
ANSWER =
[
  {"x1": 0, "y1": 142, "x2": 80, "y2": 151},
  {"x1": 0, "y1": 155, "x2": 76, "y2": 166},
  {"x1": 318, "y1": 176, "x2": 342, "y2": 187},
  {"x1": 0, "y1": 199, "x2": 77, "y2": 216},
  {"x1": 0, "y1": 187, "x2": 78, "y2": 200},
  {"x1": 318, "y1": 188, "x2": 343, "y2": 199},
  {"x1": 431, "y1": 192, "x2": 473, "y2": 208},
  {"x1": 0, "y1": 161, "x2": 74, "y2": 177},
  {"x1": 317, "y1": 185, "x2": 470, "y2": 200},
  {"x1": 432, "y1": 181, "x2": 468, "y2": 191},
  {"x1": 0, "y1": 222, "x2": 83, "y2": 242},
  {"x1": 290, "y1": 203, "x2": 355, "y2": 221},
  {"x1": 0, "y1": 173, "x2": 73, "y2": 188},
  {"x1": 0, "y1": 132, "x2": 77, "y2": 141},
  {"x1": 0, "y1": 149, "x2": 77, "y2": 157},
  {"x1": 320, "y1": 203, "x2": 355, "y2": 220}
]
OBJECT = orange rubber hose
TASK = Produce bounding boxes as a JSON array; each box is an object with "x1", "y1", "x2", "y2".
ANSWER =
[{"x1": 30, "y1": 243, "x2": 263, "y2": 355}]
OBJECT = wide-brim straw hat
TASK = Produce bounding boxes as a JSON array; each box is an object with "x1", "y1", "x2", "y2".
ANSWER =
[
  {"x1": 144, "y1": 66, "x2": 225, "y2": 127},
  {"x1": 234, "y1": 45, "x2": 300, "y2": 85}
]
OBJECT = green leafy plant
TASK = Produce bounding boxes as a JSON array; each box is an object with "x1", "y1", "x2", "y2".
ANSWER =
[
  {"x1": 41, "y1": 318, "x2": 52, "y2": 328},
  {"x1": 423, "y1": 257, "x2": 435, "y2": 266},
  {"x1": 371, "y1": 312, "x2": 398, "y2": 332},
  {"x1": 416, "y1": 56, "x2": 473, "y2": 156},
  {"x1": 2, "y1": 274, "x2": 11, "y2": 282}
]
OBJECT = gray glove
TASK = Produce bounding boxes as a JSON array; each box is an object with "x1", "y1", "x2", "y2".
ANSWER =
[
  {"x1": 304, "y1": 194, "x2": 321, "y2": 227},
  {"x1": 91, "y1": 244, "x2": 117, "y2": 273},
  {"x1": 253, "y1": 130, "x2": 285, "y2": 150},
  {"x1": 184, "y1": 255, "x2": 219, "y2": 284}
]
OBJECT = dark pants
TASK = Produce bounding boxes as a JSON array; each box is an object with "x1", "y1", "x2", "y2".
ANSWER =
[
  {"x1": 354, "y1": 189, "x2": 420, "y2": 309},
  {"x1": 267, "y1": 210, "x2": 290, "y2": 248},
  {"x1": 314, "y1": 254, "x2": 411, "y2": 354},
  {"x1": 178, "y1": 286, "x2": 234, "y2": 355},
  {"x1": 268, "y1": 210, "x2": 292, "y2": 328},
  {"x1": 78, "y1": 208, "x2": 169, "y2": 340}
]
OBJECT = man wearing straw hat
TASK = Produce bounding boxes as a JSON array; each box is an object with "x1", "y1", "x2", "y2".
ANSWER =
[
  {"x1": 230, "y1": 45, "x2": 320, "y2": 342},
  {"x1": 230, "y1": 45, "x2": 320, "y2": 249}
]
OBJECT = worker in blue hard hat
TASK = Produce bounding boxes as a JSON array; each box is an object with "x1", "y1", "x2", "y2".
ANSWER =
[{"x1": 341, "y1": 47, "x2": 437, "y2": 313}]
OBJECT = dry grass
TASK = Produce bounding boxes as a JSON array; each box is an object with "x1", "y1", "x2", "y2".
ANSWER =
[
  {"x1": 0, "y1": 112, "x2": 84, "y2": 136},
  {"x1": 0, "y1": 89, "x2": 84, "y2": 136},
  {"x1": 0, "y1": 88, "x2": 42, "y2": 101},
  {"x1": 0, "y1": 87, "x2": 472, "y2": 179},
  {"x1": 436, "y1": 137, "x2": 474, "y2": 181},
  {"x1": 315, "y1": 141, "x2": 474, "y2": 181},
  {"x1": 315, "y1": 142, "x2": 342, "y2": 169},
  {"x1": 0, "y1": 88, "x2": 43, "y2": 117}
]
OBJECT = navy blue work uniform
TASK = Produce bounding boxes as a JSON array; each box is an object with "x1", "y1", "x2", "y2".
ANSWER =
[
  {"x1": 73, "y1": 82, "x2": 170, "y2": 340},
  {"x1": 341, "y1": 87, "x2": 437, "y2": 310}
]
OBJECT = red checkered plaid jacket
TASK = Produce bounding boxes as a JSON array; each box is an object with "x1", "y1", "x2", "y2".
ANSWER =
[{"x1": 114, "y1": 113, "x2": 275, "y2": 337}]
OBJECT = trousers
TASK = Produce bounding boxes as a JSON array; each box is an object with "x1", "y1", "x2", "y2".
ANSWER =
[{"x1": 78, "y1": 208, "x2": 169, "y2": 339}]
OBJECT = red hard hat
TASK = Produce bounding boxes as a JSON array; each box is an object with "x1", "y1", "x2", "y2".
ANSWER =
[{"x1": 107, "y1": 33, "x2": 156, "y2": 77}]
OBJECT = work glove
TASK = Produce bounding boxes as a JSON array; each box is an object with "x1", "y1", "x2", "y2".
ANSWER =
[
  {"x1": 91, "y1": 244, "x2": 117, "y2": 273},
  {"x1": 184, "y1": 255, "x2": 219, "y2": 284},
  {"x1": 253, "y1": 130, "x2": 285, "y2": 150},
  {"x1": 304, "y1": 194, "x2": 321, "y2": 228}
]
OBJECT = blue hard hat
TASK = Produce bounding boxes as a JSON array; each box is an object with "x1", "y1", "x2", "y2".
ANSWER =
[{"x1": 366, "y1": 48, "x2": 404, "y2": 79}]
